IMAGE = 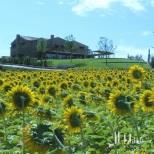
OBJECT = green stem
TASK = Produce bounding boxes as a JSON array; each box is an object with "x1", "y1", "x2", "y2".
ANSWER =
[
  {"x1": 54, "y1": 134, "x2": 65, "y2": 148},
  {"x1": 80, "y1": 125, "x2": 86, "y2": 154},
  {"x1": 2, "y1": 115, "x2": 7, "y2": 143},
  {"x1": 21, "y1": 97, "x2": 25, "y2": 154},
  {"x1": 22, "y1": 109, "x2": 25, "y2": 154},
  {"x1": 131, "y1": 114, "x2": 141, "y2": 150}
]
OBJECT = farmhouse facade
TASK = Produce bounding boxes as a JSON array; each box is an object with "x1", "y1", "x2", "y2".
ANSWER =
[{"x1": 11, "y1": 34, "x2": 89, "y2": 59}]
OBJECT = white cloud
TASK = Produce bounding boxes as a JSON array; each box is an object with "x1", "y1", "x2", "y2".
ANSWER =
[
  {"x1": 72, "y1": 0, "x2": 116, "y2": 15},
  {"x1": 123, "y1": 0, "x2": 145, "y2": 12},
  {"x1": 141, "y1": 30, "x2": 153, "y2": 37},
  {"x1": 36, "y1": 1, "x2": 46, "y2": 5},
  {"x1": 67, "y1": 0, "x2": 145, "y2": 15}
]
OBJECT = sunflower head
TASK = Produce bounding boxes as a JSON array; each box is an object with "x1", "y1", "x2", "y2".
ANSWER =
[
  {"x1": 90, "y1": 81, "x2": 97, "y2": 88},
  {"x1": 83, "y1": 80, "x2": 89, "y2": 87},
  {"x1": 60, "y1": 90, "x2": 68, "y2": 98},
  {"x1": 72, "y1": 83, "x2": 81, "y2": 91},
  {"x1": 79, "y1": 92, "x2": 87, "y2": 105},
  {"x1": 63, "y1": 95, "x2": 74, "y2": 108},
  {"x1": 23, "y1": 123, "x2": 63, "y2": 154},
  {"x1": 42, "y1": 94, "x2": 54, "y2": 104},
  {"x1": 30, "y1": 123, "x2": 53, "y2": 145},
  {"x1": 38, "y1": 86, "x2": 46, "y2": 95},
  {"x1": 133, "y1": 82, "x2": 142, "y2": 93},
  {"x1": 35, "y1": 105, "x2": 56, "y2": 120},
  {"x1": 85, "y1": 111, "x2": 100, "y2": 121},
  {"x1": 64, "y1": 107, "x2": 84, "y2": 133},
  {"x1": 30, "y1": 123, "x2": 64, "y2": 147},
  {"x1": 101, "y1": 88, "x2": 111, "y2": 99},
  {"x1": 108, "y1": 91, "x2": 137, "y2": 115},
  {"x1": 8, "y1": 86, "x2": 35, "y2": 110},
  {"x1": 60, "y1": 82, "x2": 68, "y2": 90},
  {"x1": 33, "y1": 80, "x2": 41, "y2": 88},
  {"x1": 48, "y1": 85, "x2": 57, "y2": 97},
  {"x1": 2, "y1": 83, "x2": 12, "y2": 93},
  {"x1": 140, "y1": 90, "x2": 154, "y2": 112},
  {"x1": 128, "y1": 65, "x2": 145, "y2": 82},
  {"x1": 0, "y1": 79, "x2": 4, "y2": 86},
  {"x1": 112, "y1": 79, "x2": 119, "y2": 87}
]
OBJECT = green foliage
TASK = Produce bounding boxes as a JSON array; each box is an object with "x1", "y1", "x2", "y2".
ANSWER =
[
  {"x1": 150, "y1": 57, "x2": 154, "y2": 68},
  {"x1": 0, "y1": 68, "x2": 153, "y2": 153},
  {"x1": 36, "y1": 38, "x2": 47, "y2": 60},
  {"x1": 65, "y1": 34, "x2": 76, "y2": 62}
]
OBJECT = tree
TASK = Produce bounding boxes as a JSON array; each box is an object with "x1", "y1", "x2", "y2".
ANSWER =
[
  {"x1": 98, "y1": 37, "x2": 116, "y2": 65},
  {"x1": 36, "y1": 38, "x2": 47, "y2": 65},
  {"x1": 127, "y1": 54, "x2": 144, "y2": 61},
  {"x1": 64, "y1": 34, "x2": 76, "y2": 62},
  {"x1": 148, "y1": 49, "x2": 151, "y2": 63},
  {"x1": 150, "y1": 57, "x2": 154, "y2": 68}
]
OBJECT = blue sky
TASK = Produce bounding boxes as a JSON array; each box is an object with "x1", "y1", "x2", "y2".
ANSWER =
[{"x1": 0, "y1": 0, "x2": 154, "y2": 60}]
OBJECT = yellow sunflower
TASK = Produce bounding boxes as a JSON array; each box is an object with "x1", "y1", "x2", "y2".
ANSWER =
[
  {"x1": 139, "y1": 90, "x2": 154, "y2": 112},
  {"x1": 64, "y1": 107, "x2": 84, "y2": 133},
  {"x1": 63, "y1": 95, "x2": 74, "y2": 108},
  {"x1": 23, "y1": 124, "x2": 50, "y2": 154},
  {"x1": 1, "y1": 82, "x2": 13, "y2": 93},
  {"x1": 42, "y1": 94, "x2": 54, "y2": 104},
  {"x1": 35, "y1": 104, "x2": 56, "y2": 120},
  {"x1": 0, "y1": 79, "x2": 4, "y2": 87},
  {"x1": 8, "y1": 85, "x2": 35, "y2": 110},
  {"x1": 32, "y1": 79, "x2": 41, "y2": 88},
  {"x1": 38, "y1": 86, "x2": 46, "y2": 95},
  {"x1": 48, "y1": 85, "x2": 57, "y2": 97},
  {"x1": 112, "y1": 79, "x2": 119, "y2": 87},
  {"x1": 128, "y1": 65, "x2": 145, "y2": 82},
  {"x1": 85, "y1": 111, "x2": 100, "y2": 121},
  {"x1": 83, "y1": 80, "x2": 89, "y2": 87},
  {"x1": 79, "y1": 92, "x2": 88, "y2": 105},
  {"x1": 24, "y1": 124, "x2": 65, "y2": 154},
  {"x1": 60, "y1": 82, "x2": 68, "y2": 90},
  {"x1": 108, "y1": 90, "x2": 137, "y2": 115}
]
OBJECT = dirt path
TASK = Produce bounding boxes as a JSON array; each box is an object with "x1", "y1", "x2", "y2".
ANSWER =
[{"x1": 0, "y1": 64, "x2": 65, "y2": 71}]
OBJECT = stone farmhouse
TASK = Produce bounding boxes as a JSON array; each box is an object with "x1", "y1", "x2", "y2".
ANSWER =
[{"x1": 11, "y1": 34, "x2": 90, "y2": 59}]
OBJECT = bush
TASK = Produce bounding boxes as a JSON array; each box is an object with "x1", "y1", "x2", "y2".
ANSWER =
[
  {"x1": 0, "y1": 65, "x2": 3, "y2": 70},
  {"x1": 150, "y1": 57, "x2": 154, "y2": 68},
  {"x1": 0, "y1": 65, "x2": 5, "y2": 71},
  {"x1": 0, "y1": 57, "x2": 11, "y2": 64}
]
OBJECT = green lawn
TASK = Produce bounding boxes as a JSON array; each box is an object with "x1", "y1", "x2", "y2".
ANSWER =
[{"x1": 47, "y1": 58, "x2": 150, "y2": 69}]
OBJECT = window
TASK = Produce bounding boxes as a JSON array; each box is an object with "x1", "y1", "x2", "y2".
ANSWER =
[
  {"x1": 80, "y1": 46, "x2": 84, "y2": 50},
  {"x1": 12, "y1": 44, "x2": 16, "y2": 48}
]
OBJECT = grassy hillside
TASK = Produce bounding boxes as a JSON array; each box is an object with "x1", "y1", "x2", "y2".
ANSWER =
[{"x1": 47, "y1": 58, "x2": 150, "y2": 69}]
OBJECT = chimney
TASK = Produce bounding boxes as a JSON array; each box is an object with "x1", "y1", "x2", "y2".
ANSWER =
[
  {"x1": 16, "y1": 34, "x2": 20, "y2": 41},
  {"x1": 50, "y1": 35, "x2": 54, "y2": 39}
]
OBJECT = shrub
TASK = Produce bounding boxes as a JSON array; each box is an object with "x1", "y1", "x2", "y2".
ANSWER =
[
  {"x1": 0, "y1": 65, "x2": 3, "y2": 70},
  {"x1": 0, "y1": 57, "x2": 11, "y2": 64}
]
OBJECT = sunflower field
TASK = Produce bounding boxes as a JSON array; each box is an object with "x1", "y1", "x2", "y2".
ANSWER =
[{"x1": 0, "y1": 65, "x2": 154, "y2": 154}]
